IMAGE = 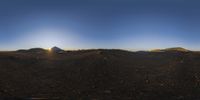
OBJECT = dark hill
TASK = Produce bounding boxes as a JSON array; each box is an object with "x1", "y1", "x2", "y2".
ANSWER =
[
  {"x1": 151, "y1": 47, "x2": 190, "y2": 52},
  {"x1": 164, "y1": 47, "x2": 190, "y2": 52},
  {"x1": 17, "y1": 48, "x2": 47, "y2": 53},
  {"x1": 0, "y1": 49, "x2": 200, "y2": 99}
]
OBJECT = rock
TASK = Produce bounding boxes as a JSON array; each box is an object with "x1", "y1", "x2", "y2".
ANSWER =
[{"x1": 104, "y1": 90, "x2": 111, "y2": 94}]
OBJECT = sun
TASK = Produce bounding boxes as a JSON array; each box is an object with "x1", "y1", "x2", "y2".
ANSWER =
[{"x1": 48, "y1": 48, "x2": 51, "y2": 51}]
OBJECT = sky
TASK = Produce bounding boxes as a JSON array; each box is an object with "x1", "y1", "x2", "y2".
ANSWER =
[{"x1": 0, "y1": 0, "x2": 200, "y2": 50}]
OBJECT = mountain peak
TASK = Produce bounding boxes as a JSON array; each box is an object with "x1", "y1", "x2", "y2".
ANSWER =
[{"x1": 50, "y1": 46, "x2": 64, "y2": 53}]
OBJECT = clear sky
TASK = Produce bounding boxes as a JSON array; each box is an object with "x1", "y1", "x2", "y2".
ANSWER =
[{"x1": 0, "y1": 0, "x2": 200, "y2": 50}]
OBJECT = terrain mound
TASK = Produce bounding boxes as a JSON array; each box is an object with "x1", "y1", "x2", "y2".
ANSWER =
[{"x1": 151, "y1": 47, "x2": 190, "y2": 52}]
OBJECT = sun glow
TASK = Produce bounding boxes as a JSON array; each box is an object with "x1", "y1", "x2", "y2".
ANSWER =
[
  {"x1": 48, "y1": 48, "x2": 51, "y2": 51},
  {"x1": 21, "y1": 28, "x2": 79, "y2": 49}
]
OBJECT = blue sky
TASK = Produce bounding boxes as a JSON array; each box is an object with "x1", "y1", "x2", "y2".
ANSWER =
[{"x1": 0, "y1": 0, "x2": 200, "y2": 50}]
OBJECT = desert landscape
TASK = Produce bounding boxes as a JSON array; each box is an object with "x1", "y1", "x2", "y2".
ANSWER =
[
  {"x1": 1, "y1": 0, "x2": 200, "y2": 100},
  {"x1": 0, "y1": 47, "x2": 199, "y2": 100}
]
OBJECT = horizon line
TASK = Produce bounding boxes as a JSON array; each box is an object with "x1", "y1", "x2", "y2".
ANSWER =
[{"x1": 0, "y1": 46, "x2": 200, "y2": 52}]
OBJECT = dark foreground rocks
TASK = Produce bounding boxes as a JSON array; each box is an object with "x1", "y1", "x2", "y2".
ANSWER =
[{"x1": 0, "y1": 49, "x2": 200, "y2": 100}]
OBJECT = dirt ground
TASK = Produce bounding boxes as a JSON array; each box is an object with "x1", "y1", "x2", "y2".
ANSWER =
[{"x1": 0, "y1": 49, "x2": 200, "y2": 100}]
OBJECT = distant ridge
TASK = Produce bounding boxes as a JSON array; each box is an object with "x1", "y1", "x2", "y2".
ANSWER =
[
  {"x1": 151, "y1": 47, "x2": 190, "y2": 52},
  {"x1": 16, "y1": 47, "x2": 191, "y2": 53},
  {"x1": 17, "y1": 48, "x2": 46, "y2": 53},
  {"x1": 17, "y1": 47, "x2": 65, "y2": 52},
  {"x1": 17, "y1": 47, "x2": 65, "y2": 54}
]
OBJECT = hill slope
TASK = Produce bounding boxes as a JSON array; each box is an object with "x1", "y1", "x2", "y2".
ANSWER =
[
  {"x1": 0, "y1": 49, "x2": 199, "y2": 99},
  {"x1": 151, "y1": 47, "x2": 190, "y2": 52}
]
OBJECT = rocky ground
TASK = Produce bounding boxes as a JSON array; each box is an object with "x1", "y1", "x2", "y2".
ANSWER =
[{"x1": 0, "y1": 49, "x2": 200, "y2": 100}]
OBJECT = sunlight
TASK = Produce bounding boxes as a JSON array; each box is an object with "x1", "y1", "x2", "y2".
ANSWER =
[
  {"x1": 22, "y1": 28, "x2": 77, "y2": 49},
  {"x1": 48, "y1": 48, "x2": 51, "y2": 52}
]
